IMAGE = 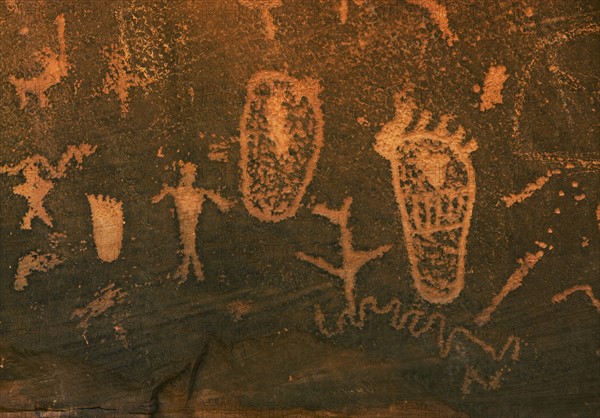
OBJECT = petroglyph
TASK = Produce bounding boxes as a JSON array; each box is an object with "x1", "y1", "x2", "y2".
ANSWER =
[
  {"x1": 547, "y1": 60, "x2": 586, "y2": 93},
  {"x1": 102, "y1": 4, "x2": 170, "y2": 114},
  {"x1": 545, "y1": 50, "x2": 591, "y2": 131},
  {"x1": 374, "y1": 92, "x2": 477, "y2": 304},
  {"x1": 314, "y1": 294, "x2": 521, "y2": 362},
  {"x1": 13, "y1": 251, "x2": 63, "y2": 291},
  {"x1": 462, "y1": 366, "x2": 506, "y2": 396},
  {"x1": 113, "y1": 323, "x2": 128, "y2": 348},
  {"x1": 552, "y1": 285, "x2": 600, "y2": 356},
  {"x1": 208, "y1": 144, "x2": 229, "y2": 163},
  {"x1": 337, "y1": 0, "x2": 364, "y2": 24},
  {"x1": 152, "y1": 161, "x2": 233, "y2": 282},
  {"x1": 501, "y1": 169, "x2": 561, "y2": 207},
  {"x1": 525, "y1": 6, "x2": 534, "y2": 18},
  {"x1": 9, "y1": 14, "x2": 69, "y2": 109},
  {"x1": 87, "y1": 195, "x2": 124, "y2": 263},
  {"x1": 102, "y1": 43, "x2": 147, "y2": 114},
  {"x1": 1, "y1": 161, "x2": 53, "y2": 229},
  {"x1": 48, "y1": 231, "x2": 67, "y2": 249},
  {"x1": 513, "y1": 22, "x2": 600, "y2": 150},
  {"x1": 296, "y1": 197, "x2": 392, "y2": 322},
  {"x1": 313, "y1": 293, "x2": 520, "y2": 393},
  {"x1": 238, "y1": 0, "x2": 282, "y2": 40},
  {"x1": 339, "y1": 0, "x2": 348, "y2": 24},
  {"x1": 295, "y1": 196, "x2": 519, "y2": 393},
  {"x1": 552, "y1": 285, "x2": 600, "y2": 313},
  {"x1": 206, "y1": 134, "x2": 234, "y2": 163},
  {"x1": 479, "y1": 65, "x2": 509, "y2": 112},
  {"x1": 240, "y1": 71, "x2": 324, "y2": 222},
  {"x1": 405, "y1": 0, "x2": 458, "y2": 46},
  {"x1": 4, "y1": 0, "x2": 18, "y2": 13},
  {"x1": 516, "y1": 152, "x2": 600, "y2": 171},
  {"x1": 0, "y1": 144, "x2": 97, "y2": 230},
  {"x1": 474, "y1": 248, "x2": 546, "y2": 327},
  {"x1": 71, "y1": 283, "x2": 126, "y2": 345},
  {"x1": 227, "y1": 300, "x2": 252, "y2": 322}
]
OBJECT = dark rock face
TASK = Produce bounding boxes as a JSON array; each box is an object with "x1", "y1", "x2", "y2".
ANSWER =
[{"x1": 0, "y1": 1, "x2": 598, "y2": 416}]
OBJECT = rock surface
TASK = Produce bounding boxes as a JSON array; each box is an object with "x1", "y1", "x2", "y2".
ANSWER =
[{"x1": 0, "y1": 0, "x2": 598, "y2": 416}]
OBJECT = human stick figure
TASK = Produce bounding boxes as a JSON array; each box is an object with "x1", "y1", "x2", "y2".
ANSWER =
[
  {"x1": 296, "y1": 197, "x2": 392, "y2": 320},
  {"x1": 152, "y1": 161, "x2": 233, "y2": 283},
  {"x1": 0, "y1": 144, "x2": 96, "y2": 230}
]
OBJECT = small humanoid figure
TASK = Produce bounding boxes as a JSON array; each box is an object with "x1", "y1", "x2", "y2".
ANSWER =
[
  {"x1": 1, "y1": 144, "x2": 96, "y2": 230},
  {"x1": 152, "y1": 161, "x2": 233, "y2": 282}
]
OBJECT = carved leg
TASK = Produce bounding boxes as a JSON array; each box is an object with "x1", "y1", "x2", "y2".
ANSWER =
[
  {"x1": 174, "y1": 257, "x2": 190, "y2": 284},
  {"x1": 192, "y1": 254, "x2": 204, "y2": 281}
]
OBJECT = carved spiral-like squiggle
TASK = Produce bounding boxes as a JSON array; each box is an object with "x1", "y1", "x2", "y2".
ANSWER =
[
  {"x1": 315, "y1": 296, "x2": 520, "y2": 395},
  {"x1": 315, "y1": 296, "x2": 521, "y2": 363}
]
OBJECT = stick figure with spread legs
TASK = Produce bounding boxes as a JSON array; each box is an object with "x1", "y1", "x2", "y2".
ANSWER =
[
  {"x1": 0, "y1": 144, "x2": 96, "y2": 230},
  {"x1": 152, "y1": 161, "x2": 233, "y2": 283}
]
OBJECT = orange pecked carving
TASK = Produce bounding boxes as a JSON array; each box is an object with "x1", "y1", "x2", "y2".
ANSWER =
[
  {"x1": 9, "y1": 14, "x2": 69, "y2": 109},
  {"x1": 239, "y1": 71, "x2": 324, "y2": 222},
  {"x1": 152, "y1": 161, "x2": 233, "y2": 283},
  {"x1": 375, "y1": 93, "x2": 477, "y2": 304}
]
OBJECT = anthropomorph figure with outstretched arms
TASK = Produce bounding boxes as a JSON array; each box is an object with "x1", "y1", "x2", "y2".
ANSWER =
[
  {"x1": 152, "y1": 161, "x2": 233, "y2": 283},
  {"x1": 0, "y1": 144, "x2": 96, "y2": 230}
]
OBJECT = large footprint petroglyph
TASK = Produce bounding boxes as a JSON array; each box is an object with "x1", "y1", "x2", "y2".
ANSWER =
[
  {"x1": 152, "y1": 161, "x2": 233, "y2": 283},
  {"x1": 9, "y1": 14, "x2": 69, "y2": 109},
  {"x1": 375, "y1": 93, "x2": 477, "y2": 304},
  {"x1": 296, "y1": 197, "x2": 519, "y2": 394},
  {"x1": 87, "y1": 194, "x2": 124, "y2": 263},
  {"x1": 0, "y1": 144, "x2": 97, "y2": 230},
  {"x1": 239, "y1": 71, "x2": 324, "y2": 222}
]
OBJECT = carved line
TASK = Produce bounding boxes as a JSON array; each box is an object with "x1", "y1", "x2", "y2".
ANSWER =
[
  {"x1": 315, "y1": 296, "x2": 521, "y2": 363},
  {"x1": 461, "y1": 365, "x2": 506, "y2": 396},
  {"x1": 552, "y1": 285, "x2": 600, "y2": 314},
  {"x1": 474, "y1": 250, "x2": 545, "y2": 327},
  {"x1": 501, "y1": 170, "x2": 561, "y2": 207}
]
